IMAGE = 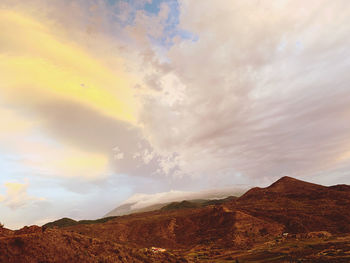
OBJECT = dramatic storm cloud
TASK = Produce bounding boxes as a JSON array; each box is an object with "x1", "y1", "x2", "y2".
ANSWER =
[{"x1": 1, "y1": 0, "x2": 350, "y2": 228}]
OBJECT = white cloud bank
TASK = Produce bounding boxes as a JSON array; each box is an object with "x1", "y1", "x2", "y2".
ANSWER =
[{"x1": 123, "y1": 185, "x2": 249, "y2": 210}]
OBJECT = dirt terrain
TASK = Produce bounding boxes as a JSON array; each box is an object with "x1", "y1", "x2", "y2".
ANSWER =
[
  {"x1": 0, "y1": 226, "x2": 182, "y2": 263},
  {"x1": 1, "y1": 176, "x2": 350, "y2": 262}
]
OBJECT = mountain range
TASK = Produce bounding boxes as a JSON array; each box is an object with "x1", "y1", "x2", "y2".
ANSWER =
[
  {"x1": 1, "y1": 176, "x2": 350, "y2": 262},
  {"x1": 104, "y1": 196, "x2": 238, "y2": 217}
]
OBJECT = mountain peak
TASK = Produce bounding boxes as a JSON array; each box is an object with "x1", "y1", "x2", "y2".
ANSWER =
[
  {"x1": 269, "y1": 176, "x2": 300, "y2": 186},
  {"x1": 239, "y1": 176, "x2": 326, "y2": 201},
  {"x1": 276, "y1": 175, "x2": 298, "y2": 182},
  {"x1": 267, "y1": 176, "x2": 323, "y2": 193}
]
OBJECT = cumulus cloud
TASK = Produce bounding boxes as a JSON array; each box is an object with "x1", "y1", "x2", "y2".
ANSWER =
[{"x1": 0, "y1": 182, "x2": 45, "y2": 210}]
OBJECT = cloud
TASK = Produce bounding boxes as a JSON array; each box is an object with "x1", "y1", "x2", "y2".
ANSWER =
[
  {"x1": 0, "y1": 103, "x2": 111, "y2": 180},
  {"x1": 122, "y1": 185, "x2": 248, "y2": 210},
  {"x1": 0, "y1": 1, "x2": 184, "y2": 183},
  {"x1": 0, "y1": 4, "x2": 146, "y2": 181},
  {"x1": 3, "y1": 0, "x2": 350, "y2": 186},
  {"x1": 133, "y1": 0, "x2": 350, "y2": 184},
  {"x1": 0, "y1": 182, "x2": 45, "y2": 210},
  {"x1": 1, "y1": 0, "x2": 350, "y2": 211},
  {"x1": 0, "y1": 9, "x2": 137, "y2": 123},
  {"x1": 0, "y1": 1, "x2": 187, "y2": 183}
]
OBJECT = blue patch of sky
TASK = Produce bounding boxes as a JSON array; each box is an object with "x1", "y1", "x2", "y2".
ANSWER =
[
  {"x1": 106, "y1": 0, "x2": 197, "y2": 48},
  {"x1": 0, "y1": 152, "x2": 29, "y2": 185},
  {"x1": 0, "y1": 155, "x2": 11, "y2": 185}
]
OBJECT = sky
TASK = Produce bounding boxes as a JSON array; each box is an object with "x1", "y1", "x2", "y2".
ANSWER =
[{"x1": 1, "y1": 0, "x2": 350, "y2": 229}]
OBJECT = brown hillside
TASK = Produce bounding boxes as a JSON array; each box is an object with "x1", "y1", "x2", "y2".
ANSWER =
[
  {"x1": 1, "y1": 176, "x2": 350, "y2": 262},
  {"x1": 57, "y1": 177, "x2": 350, "y2": 251},
  {"x1": 65, "y1": 205, "x2": 283, "y2": 250},
  {"x1": 235, "y1": 176, "x2": 350, "y2": 234},
  {"x1": 0, "y1": 227, "x2": 182, "y2": 263}
]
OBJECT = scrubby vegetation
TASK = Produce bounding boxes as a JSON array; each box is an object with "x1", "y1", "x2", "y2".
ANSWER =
[
  {"x1": 161, "y1": 196, "x2": 238, "y2": 211},
  {"x1": 43, "y1": 216, "x2": 118, "y2": 229},
  {"x1": 161, "y1": 200, "x2": 202, "y2": 211},
  {"x1": 44, "y1": 197, "x2": 238, "y2": 228}
]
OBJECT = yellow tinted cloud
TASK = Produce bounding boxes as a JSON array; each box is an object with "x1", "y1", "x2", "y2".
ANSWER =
[
  {"x1": 52, "y1": 150, "x2": 109, "y2": 179},
  {"x1": 1, "y1": 182, "x2": 32, "y2": 209},
  {"x1": 15, "y1": 137, "x2": 110, "y2": 179},
  {"x1": 0, "y1": 108, "x2": 34, "y2": 137},
  {"x1": 0, "y1": 105, "x2": 109, "y2": 180},
  {"x1": 0, "y1": 182, "x2": 45, "y2": 209},
  {"x1": 0, "y1": 9, "x2": 137, "y2": 123},
  {"x1": 336, "y1": 150, "x2": 350, "y2": 163},
  {"x1": 4, "y1": 182, "x2": 26, "y2": 195}
]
